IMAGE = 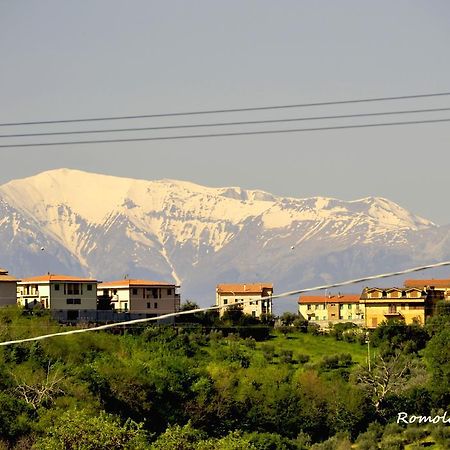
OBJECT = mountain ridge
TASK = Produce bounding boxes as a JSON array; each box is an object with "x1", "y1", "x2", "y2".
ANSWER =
[{"x1": 0, "y1": 168, "x2": 446, "y2": 308}]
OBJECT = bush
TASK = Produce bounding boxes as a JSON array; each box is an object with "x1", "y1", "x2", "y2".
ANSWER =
[
  {"x1": 279, "y1": 350, "x2": 294, "y2": 364},
  {"x1": 297, "y1": 353, "x2": 310, "y2": 364}
]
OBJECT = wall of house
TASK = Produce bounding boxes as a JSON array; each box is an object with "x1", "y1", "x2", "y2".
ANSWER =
[
  {"x1": 18, "y1": 282, "x2": 97, "y2": 310},
  {"x1": 216, "y1": 292, "x2": 272, "y2": 318},
  {"x1": 0, "y1": 282, "x2": 17, "y2": 306},
  {"x1": 130, "y1": 286, "x2": 179, "y2": 315},
  {"x1": 363, "y1": 301, "x2": 425, "y2": 328}
]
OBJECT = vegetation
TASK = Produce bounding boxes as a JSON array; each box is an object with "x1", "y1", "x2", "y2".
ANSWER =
[{"x1": 0, "y1": 306, "x2": 448, "y2": 449}]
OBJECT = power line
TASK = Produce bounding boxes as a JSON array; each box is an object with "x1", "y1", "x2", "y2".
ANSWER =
[
  {"x1": 1, "y1": 259, "x2": 449, "y2": 346},
  {"x1": 0, "y1": 117, "x2": 449, "y2": 148},
  {"x1": 1, "y1": 91, "x2": 450, "y2": 127},
  {"x1": 1, "y1": 106, "x2": 449, "y2": 139}
]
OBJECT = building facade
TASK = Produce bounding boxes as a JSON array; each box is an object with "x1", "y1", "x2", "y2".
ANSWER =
[
  {"x1": 298, "y1": 294, "x2": 364, "y2": 326},
  {"x1": 360, "y1": 287, "x2": 425, "y2": 328},
  {"x1": 98, "y1": 279, "x2": 180, "y2": 315},
  {"x1": 216, "y1": 283, "x2": 273, "y2": 318},
  {"x1": 0, "y1": 268, "x2": 19, "y2": 307},
  {"x1": 17, "y1": 274, "x2": 98, "y2": 320}
]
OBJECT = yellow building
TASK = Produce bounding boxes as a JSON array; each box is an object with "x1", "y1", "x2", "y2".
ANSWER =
[
  {"x1": 298, "y1": 294, "x2": 364, "y2": 326},
  {"x1": 360, "y1": 287, "x2": 425, "y2": 328},
  {"x1": 17, "y1": 274, "x2": 98, "y2": 320},
  {"x1": 98, "y1": 279, "x2": 180, "y2": 315},
  {"x1": 216, "y1": 283, "x2": 273, "y2": 318}
]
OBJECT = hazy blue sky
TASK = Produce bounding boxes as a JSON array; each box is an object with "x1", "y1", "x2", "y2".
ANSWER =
[{"x1": 1, "y1": 1, "x2": 450, "y2": 223}]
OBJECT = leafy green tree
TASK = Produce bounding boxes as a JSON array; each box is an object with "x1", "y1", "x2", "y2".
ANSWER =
[{"x1": 35, "y1": 408, "x2": 148, "y2": 449}]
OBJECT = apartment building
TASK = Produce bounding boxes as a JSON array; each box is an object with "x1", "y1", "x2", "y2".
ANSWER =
[
  {"x1": 0, "y1": 268, "x2": 19, "y2": 307},
  {"x1": 98, "y1": 279, "x2": 180, "y2": 315},
  {"x1": 17, "y1": 274, "x2": 98, "y2": 320},
  {"x1": 216, "y1": 283, "x2": 273, "y2": 318},
  {"x1": 359, "y1": 287, "x2": 425, "y2": 328},
  {"x1": 298, "y1": 294, "x2": 364, "y2": 326}
]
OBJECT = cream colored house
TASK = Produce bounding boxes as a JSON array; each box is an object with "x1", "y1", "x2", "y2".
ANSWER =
[
  {"x1": 0, "y1": 268, "x2": 19, "y2": 307},
  {"x1": 17, "y1": 274, "x2": 98, "y2": 319},
  {"x1": 298, "y1": 294, "x2": 364, "y2": 326},
  {"x1": 360, "y1": 287, "x2": 425, "y2": 328},
  {"x1": 216, "y1": 283, "x2": 273, "y2": 318},
  {"x1": 98, "y1": 279, "x2": 180, "y2": 315}
]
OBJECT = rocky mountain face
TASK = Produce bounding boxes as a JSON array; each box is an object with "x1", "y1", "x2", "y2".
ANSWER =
[{"x1": 0, "y1": 168, "x2": 448, "y2": 309}]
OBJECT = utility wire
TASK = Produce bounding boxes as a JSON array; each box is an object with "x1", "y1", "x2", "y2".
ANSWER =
[
  {"x1": 1, "y1": 260, "x2": 449, "y2": 346},
  {"x1": 1, "y1": 91, "x2": 450, "y2": 127},
  {"x1": 1, "y1": 106, "x2": 450, "y2": 139},
  {"x1": 0, "y1": 117, "x2": 449, "y2": 148}
]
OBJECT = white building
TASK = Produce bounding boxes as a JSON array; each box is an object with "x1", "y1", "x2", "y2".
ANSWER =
[
  {"x1": 216, "y1": 283, "x2": 273, "y2": 318},
  {"x1": 17, "y1": 274, "x2": 98, "y2": 320},
  {"x1": 98, "y1": 279, "x2": 180, "y2": 315},
  {"x1": 0, "y1": 268, "x2": 19, "y2": 307}
]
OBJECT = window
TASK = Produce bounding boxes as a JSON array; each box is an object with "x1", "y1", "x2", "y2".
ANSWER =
[
  {"x1": 252, "y1": 311, "x2": 256, "y2": 317},
  {"x1": 223, "y1": 299, "x2": 228, "y2": 305},
  {"x1": 74, "y1": 299, "x2": 81, "y2": 305},
  {"x1": 348, "y1": 315, "x2": 352, "y2": 320},
  {"x1": 154, "y1": 302, "x2": 158, "y2": 309},
  {"x1": 307, "y1": 304, "x2": 312, "y2": 310},
  {"x1": 87, "y1": 284, "x2": 92, "y2": 291},
  {"x1": 66, "y1": 299, "x2": 74, "y2": 304},
  {"x1": 147, "y1": 302, "x2": 151, "y2": 308},
  {"x1": 348, "y1": 304, "x2": 352, "y2": 310},
  {"x1": 67, "y1": 284, "x2": 80, "y2": 295},
  {"x1": 167, "y1": 288, "x2": 172, "y2": 296},
  {"x1": 54, "y1": 284, "x2": 60, "y2": 291},
  {"x1": 132, "y1": 288, "x2": 138, "y2": 295}
]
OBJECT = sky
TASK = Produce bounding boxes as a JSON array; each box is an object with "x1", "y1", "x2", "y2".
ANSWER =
[{"x1": 1, "y1": 1, "x2": 450, "y2": 224}]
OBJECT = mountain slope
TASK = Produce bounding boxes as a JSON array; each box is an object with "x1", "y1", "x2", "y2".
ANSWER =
[{"x1": 0, "y1": 168, "x2": 446, "y2": 307}]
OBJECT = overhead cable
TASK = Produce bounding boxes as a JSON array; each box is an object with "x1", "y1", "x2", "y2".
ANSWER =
[
  {"x1": 0, "y1": 117, "x2": 449, "y2": 148},
  {"x1": 1, "y1": 106, "x2": 449, "y2": 138},
  {"x1": 1, "y1": 91, "x2": 450, "y2": 127}
]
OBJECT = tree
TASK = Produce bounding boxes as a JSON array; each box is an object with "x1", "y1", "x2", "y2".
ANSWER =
[
  {"x1": 35, "y1": 408, "x2": 148, "y2": 449},
  {"x1": 356, "y1": 352, "x2": 418, "y2": 411}
]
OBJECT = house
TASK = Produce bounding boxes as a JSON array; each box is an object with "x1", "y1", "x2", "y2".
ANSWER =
[
  {"x1": 359, "y1": 287, "x2": 426, "y2": 328},
  {"x1": 17, "y1": 274, "x2": 98, "y2": 320},
  {"x1": 404, "y1": 278, "x2": 450, "y2": 317},
  {"x1": 216, "y1": 283, "x2": 273, "y2": 318},
  {"x1": 97, "y1": 279, "x2": 180, "y2": 315},
  {"x1": 298, "y1": 294, "x2": 363, "y2": 326},
  {"x1": 0, "y1": 268, "x2": 19, "y2": 307}
]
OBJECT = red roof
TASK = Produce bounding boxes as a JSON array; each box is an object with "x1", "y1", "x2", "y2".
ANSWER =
[
  {"x1": 298, "y1": 294, "x2": 360, "y2": 304},
  {"x1": 217, "y1": 283, "x2": 273, "y2": 294},
  {"x1": 20, "y1": 274, "x2": 97, "y2": 283},
  {"x1": 99, "y1": 279, "x2": 177, "y2": 288},
  {"x1": 404, "y1": 279, "x2": 450, "y2": 288}
]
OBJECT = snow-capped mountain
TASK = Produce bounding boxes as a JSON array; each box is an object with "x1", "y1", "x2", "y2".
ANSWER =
[{"x1": 0, "y1": 168, "x2": 447, "y2": 308}]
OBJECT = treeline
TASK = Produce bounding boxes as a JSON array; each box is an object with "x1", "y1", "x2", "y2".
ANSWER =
[{"x1": 0, "y1": 304, "x2": 448, "y2": 449}]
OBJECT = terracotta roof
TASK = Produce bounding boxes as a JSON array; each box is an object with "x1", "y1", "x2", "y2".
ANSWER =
[
  {"x1": 298, "y1": 294, "x2": 361, "y2": 304},
  {"x1": 20, "y1": 274, "x2": 97, "y2": 283},
  {"x1": 404, "y1": 279, "x2": 450, "y2": 288},
  {"x1": 99, "y1": 279, "x2": 177, "y2": 288},
  {"x1": 217, "y1": 283, "x2": 273, "y2": 294}
]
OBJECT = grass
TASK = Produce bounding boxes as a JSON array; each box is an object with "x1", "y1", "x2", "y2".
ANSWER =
[{"x1": 264, "y1": 331, "x2": 368, "y2": 365}]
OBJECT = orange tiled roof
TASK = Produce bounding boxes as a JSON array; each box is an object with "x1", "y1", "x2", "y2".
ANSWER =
[
  {"x1": 20, "y1": 274, "x2": 97, "y2": 283},
  {"x1": 404, "y1": 279, "x2": 450, "y2": 288},
  {"x1": 298, "y1": 294, "x2": 361, "y2": 304},
  {"x1": 99, "y1": 279, "x2": 177, "y2": 288},
  {"x1": 217, "y1": 283, "x2": 273, "y2": 294}
]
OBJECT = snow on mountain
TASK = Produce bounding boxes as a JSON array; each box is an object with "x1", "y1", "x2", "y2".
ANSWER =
[{"x1": 0, "y1": 168, "x2": 444, "y2": 306}]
